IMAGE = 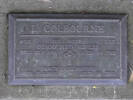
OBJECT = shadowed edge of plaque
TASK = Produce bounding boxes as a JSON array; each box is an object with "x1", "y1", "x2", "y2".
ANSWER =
[{"x1": 8, "y1": 14, "x2": 127, "y2": 85}]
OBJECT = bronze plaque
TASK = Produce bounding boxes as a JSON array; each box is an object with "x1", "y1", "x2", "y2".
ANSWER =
[{"x1": 8, "y1": 14, "x2": 127, "y2": 85}]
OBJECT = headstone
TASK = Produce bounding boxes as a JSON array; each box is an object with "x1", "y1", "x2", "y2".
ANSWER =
[{"x1": 8, "y1": 14, "x2": 127, "y2": 85}]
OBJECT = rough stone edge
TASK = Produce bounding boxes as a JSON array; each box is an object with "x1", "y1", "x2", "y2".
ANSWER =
[{"x1": 0, "y1": 98, "x2": 132, "y2": 100}]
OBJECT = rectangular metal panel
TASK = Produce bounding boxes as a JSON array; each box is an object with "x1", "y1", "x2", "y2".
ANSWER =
[{"x1": 8, "y1": 14, "x2": 127, "y2": 85}]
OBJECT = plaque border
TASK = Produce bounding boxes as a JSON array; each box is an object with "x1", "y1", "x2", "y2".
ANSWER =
[{"x1": 8, "y1": 14, "x2": 127, "y2": 85}]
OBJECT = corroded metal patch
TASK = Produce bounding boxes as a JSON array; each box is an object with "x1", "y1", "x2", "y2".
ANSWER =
[{"x1": 8, "y1": 14, "x2": 127, "y2": 85}]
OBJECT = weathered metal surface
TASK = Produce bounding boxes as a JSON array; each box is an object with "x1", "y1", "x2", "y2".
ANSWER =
[{"x1": 8, "y1": 14, "x2": 127, "y2": 85}]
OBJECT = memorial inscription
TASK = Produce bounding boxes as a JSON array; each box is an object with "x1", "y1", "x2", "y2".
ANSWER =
[{"x1": 8, "y1": 14, "x2": 127, "y2": 85}]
